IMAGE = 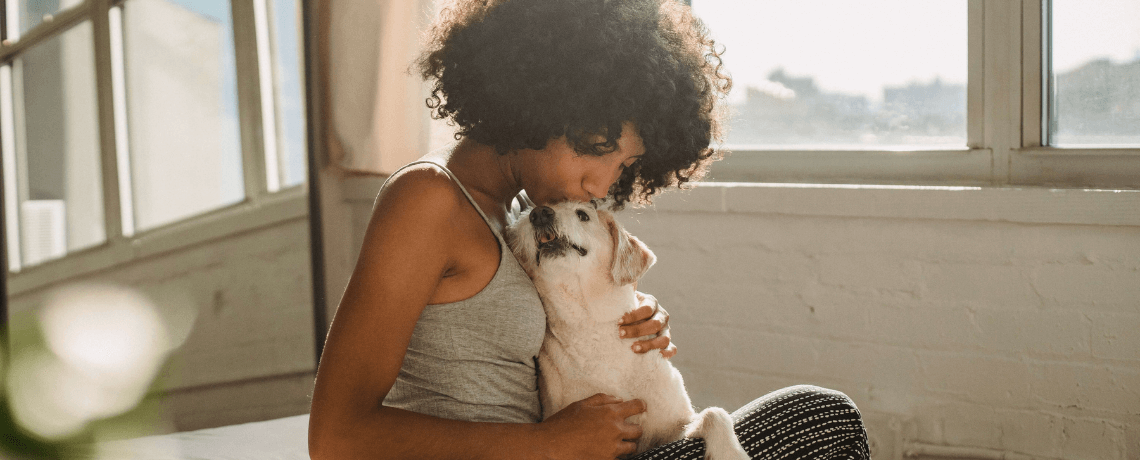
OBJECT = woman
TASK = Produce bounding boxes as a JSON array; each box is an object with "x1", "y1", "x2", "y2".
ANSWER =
[{"x1": 308, "y1": 0, "x2": 872, "y2": 458}]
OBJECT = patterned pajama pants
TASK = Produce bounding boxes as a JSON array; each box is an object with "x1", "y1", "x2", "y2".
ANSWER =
[{"x1": 630, "y1": 385, "x2": 872, "y2": 460}]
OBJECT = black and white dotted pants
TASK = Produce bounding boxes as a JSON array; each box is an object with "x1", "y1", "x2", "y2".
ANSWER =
[{"x1": 630, "y1": 385, "x2": 872, "y2": 460}]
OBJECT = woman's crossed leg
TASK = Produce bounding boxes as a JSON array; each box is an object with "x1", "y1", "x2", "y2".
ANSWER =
[{"x1": 629, "y1": 385, "x2": 872, "y2": 460}]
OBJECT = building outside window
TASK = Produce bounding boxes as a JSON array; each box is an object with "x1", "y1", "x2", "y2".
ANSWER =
[{"x1": 689, "y1": 0, "x2": 1140, "y2": 187}]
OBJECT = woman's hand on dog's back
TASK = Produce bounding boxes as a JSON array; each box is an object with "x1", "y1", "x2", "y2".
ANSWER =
[{"x1": 536, "y1": 393, "x2": 646, "y2": 459}]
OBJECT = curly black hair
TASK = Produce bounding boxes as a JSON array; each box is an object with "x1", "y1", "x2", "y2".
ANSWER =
[{"x1": 417, "y1": 0, "x2": 731, "y2": 208}]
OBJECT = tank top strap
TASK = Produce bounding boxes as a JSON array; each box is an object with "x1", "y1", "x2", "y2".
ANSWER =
[{"x1": 385, "y1": 159, "x2": 504, "y2": 241}]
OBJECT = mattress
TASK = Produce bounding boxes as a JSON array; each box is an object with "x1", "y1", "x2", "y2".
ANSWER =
[{"x1": 88, "y1": 414, "x2": 310, "y2": 460}]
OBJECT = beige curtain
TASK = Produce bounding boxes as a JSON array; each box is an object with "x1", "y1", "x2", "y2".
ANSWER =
[{"x1": 326, "y1": 0, "x2": 436, "y2": 174}]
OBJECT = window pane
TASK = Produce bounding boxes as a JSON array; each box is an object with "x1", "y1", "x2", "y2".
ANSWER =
[
  {"x1": 691, "y1": 0, "x2": 967, "y2": 149},
  {"x1": 1049, "y1": 0, "x2": 1140, "y2": 146},
  {"x1": 18, "y1": 0, "x2": 83, "y2": 34},
  {"x1": 269, "y1": 0, "x2": 307, "y2": 187},
  {"x1": 12, "y1": 22, "x2": 106, "y2": 267},
  {"x1": 121, "y1": 0, "x2": 244, "y2": 231}
]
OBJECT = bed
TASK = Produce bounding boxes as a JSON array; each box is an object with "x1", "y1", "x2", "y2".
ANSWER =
[{"x1": 88, "y1": 414, "x2": 311, "y2": 460}]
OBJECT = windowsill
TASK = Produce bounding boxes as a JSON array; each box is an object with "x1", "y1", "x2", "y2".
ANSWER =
[
  {"x1": 7, "y1": 188, "x2": 309, "y2": 297},
  {"x1": 632, "y1": 182, "x2": 1140, "y2": 227},
  {"x1": 339, "y1": 173, "x2": 1139, "y2": 228}
]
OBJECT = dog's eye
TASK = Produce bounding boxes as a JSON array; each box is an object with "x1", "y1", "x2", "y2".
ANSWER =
[{"x1": 576, "y1": 210, "x2": 590, "y2": 222}]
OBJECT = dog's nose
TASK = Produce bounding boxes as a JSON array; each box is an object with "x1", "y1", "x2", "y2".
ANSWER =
[{"x1": 530, "y1": 206, "x2": 555, "y2": 228}]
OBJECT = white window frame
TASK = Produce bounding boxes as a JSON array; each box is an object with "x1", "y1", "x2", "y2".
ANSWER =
[
  {"x1": 0, "y1": 0, "x2": 307, "y2": 295},
  {"x1": 706, "y1": 0, "x2": 1140, "y2": 190}
]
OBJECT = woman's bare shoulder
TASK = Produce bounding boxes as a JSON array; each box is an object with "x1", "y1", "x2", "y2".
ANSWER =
[
  {"x1": 371, "y1": 163, "x2": 465, "y2": 229},
  {"x1": 310, "y1": 164, "x2": 478, "y2": 449}
]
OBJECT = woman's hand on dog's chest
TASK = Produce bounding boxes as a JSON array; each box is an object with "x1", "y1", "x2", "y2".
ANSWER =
[
  {"x1": 535, "y1": 393, "x2": 647, "y2": 460},
  {"x1": 618, "y1": 292, "x2": 678, "y2": 358}
]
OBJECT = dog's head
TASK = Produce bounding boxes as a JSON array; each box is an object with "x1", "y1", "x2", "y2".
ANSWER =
[{"x1": 506, "y1": 201, "x2": 655, "y2": 289}]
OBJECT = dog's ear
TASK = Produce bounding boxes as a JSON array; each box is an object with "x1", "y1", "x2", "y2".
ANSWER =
[{"x1": 604, "y1": 212, "x2": 656, "y2": 286}]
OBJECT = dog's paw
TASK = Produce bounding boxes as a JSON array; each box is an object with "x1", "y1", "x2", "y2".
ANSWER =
[
  {"x1": 702, "y1": 436, "x2": 750, "y2": 460},
  {"x1": 692, "y1": 407, "x2": 750, "y2": 460}
]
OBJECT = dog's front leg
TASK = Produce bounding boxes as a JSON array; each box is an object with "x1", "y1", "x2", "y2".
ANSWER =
[{"x1": 684, "y1": 407, "x2": 749, "y2": 460}]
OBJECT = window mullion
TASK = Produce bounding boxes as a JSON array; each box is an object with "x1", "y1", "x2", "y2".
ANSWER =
[
  {"x1": 9, "y1": 56, "x2": 27, "y2": 264},
  {"x1": 90, "y1": 0, "x2": 125, "y2": 241},
  {"x1": 231, "y1": 0, "x2": 270, "y2": 203},
  {"x1": 1, "y1": 65, "x2": 21, "y2": 271},
  {"x1": 3, "y1": 0, "x2": 14, "y2": 42},
  {"x1": 1020, "y1": 0, "x2": 1045, "y2": 148},
  {"x1": 1040, "y1": 0, "x2": 1051, "y2": 146},
  {"x1": 253, "y1": 0, "x2": 281, "y2": 192},
  {"x1": 981, "y1": 0, "x2": 1023, "y2": 185},
  {"x1": 967, "y1": 0, "x2": 985, "y2": 150},
  {"x1": 0, "y1": 2, "x2": 89, "y2": 62}
]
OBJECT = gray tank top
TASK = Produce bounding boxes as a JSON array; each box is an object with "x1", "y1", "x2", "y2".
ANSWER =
[{"x1": 380, "y1": 159, "x2": 547, "y2": 423}]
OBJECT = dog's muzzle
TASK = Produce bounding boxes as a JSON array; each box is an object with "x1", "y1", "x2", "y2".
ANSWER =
[{"x1": 529, "y1": 206, "x2": 587, "y2": 265}]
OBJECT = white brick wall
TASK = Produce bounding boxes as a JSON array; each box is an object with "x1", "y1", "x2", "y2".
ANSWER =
[
  {"x1": 617, "y1": 185, "x2": 1140, "y2": 460},
  {"x1": 7, "y1": 217, "x2": 316, "y2": 433}
]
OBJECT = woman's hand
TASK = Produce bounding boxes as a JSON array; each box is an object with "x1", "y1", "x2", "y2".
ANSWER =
[
  {"x1": 535, "y1": 393, "x2": 646, "y2": 460},
  {"x1": 619, "y1": 292, "x2": 677, "y2": 358}
]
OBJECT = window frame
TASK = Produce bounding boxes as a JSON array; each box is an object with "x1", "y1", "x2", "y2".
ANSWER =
[
  {"x1": 0, "y1": 0, "x2": 308, "y2": 294},
  {"x1": 705, "y1": 0, "x2": 1140, "y2": 190},
  {"x1": 1013, "y1": 0, "x2": 1140, "y2": 189}
]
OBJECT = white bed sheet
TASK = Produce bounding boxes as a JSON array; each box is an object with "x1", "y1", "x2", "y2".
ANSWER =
[{"x1": 89, "y1": 414, "x2": 310, "y2": 460}]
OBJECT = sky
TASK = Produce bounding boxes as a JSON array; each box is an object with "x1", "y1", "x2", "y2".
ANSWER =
[
  {"x1": 690, "y1": 0, "x2": 1140, "y2": 105},
  {"x1": 1052, "y1": 0, "x2": 1140, "y2": 71}
]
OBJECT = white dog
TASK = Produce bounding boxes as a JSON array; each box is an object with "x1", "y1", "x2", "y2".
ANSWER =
[{"x1": 506, "y1": 201, "x2": 749, "y2": 459}]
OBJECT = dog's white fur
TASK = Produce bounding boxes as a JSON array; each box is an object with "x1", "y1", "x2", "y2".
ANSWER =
[{"x1": 506, "y1": 201, "x2": 749, "y2": 459}]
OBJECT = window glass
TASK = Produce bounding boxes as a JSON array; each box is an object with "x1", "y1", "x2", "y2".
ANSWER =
[
  {"x1": 120, "y1": 0, "x2": 245, "y2": 231},
  {"x1": 8, "y1": 22, "x2": 106, "y2": 268},
  {"x1": 270, "y1": 0, "x2": 307, "y2": 187},
  {"x1": 1049, "y1": 0, "x2": 1140, "y2": 146},
  {"x1": 691, "y1": 0, "x2": 967, "y2": 150}
]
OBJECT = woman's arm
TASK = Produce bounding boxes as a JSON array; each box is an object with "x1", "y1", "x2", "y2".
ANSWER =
[
  {"x1": 308, "y1": 168, "x2": 644, "y2": 460},
  {"x1": 309, "y1": 169, "x2": 532, "y2": 459}
]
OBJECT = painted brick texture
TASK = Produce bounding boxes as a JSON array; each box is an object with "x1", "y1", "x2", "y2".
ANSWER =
[
  {"x1": 7, "y1": 218, "x2": 316, "y2": 432},
  {"x1": 621, "y1": 208, "x2": 1140, "y2": 460}
]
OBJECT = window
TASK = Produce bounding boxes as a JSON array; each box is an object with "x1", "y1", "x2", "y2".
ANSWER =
[
  {"x1": 1046, "y1": 0, "x2": 1140, "y2": 147},
  {"x1": 118, "y1": 0, "x2": 245, "y2": 231},
  {"x1": 2, "y1": 0, "x2": 308, "y2": 272},
  {"x1": 268, "y1": 0, "x2": 307, "y2": 188},
  {"x1": 4, "y1": 22, "x2": 104, "y2": 267},
  {"x1": 692, "y1": 0, "x2": 967, "y2": 150},
  {"x1": 690, "y1": 0, "x2": 1140, "y2": 189}
]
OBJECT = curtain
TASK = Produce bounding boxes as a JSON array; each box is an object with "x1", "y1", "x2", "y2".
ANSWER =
[{"x1": 326, "y1": 0, "x2": 436, "y2": 174}]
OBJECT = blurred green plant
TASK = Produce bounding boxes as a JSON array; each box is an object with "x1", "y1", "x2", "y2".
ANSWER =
[
  {"x1": 0, "y1": 336, "x2": 94, "y2": 460},
  {"x1": 1, "y1": 283, "x2": 188, "y2": 459}
]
